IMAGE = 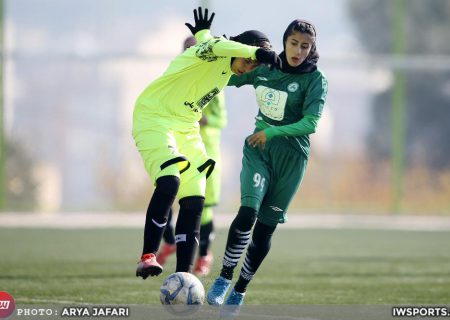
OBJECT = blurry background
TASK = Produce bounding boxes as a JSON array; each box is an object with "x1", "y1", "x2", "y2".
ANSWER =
[{"x1": 1, "y1": 0, "x2": 449, "y2": 215}]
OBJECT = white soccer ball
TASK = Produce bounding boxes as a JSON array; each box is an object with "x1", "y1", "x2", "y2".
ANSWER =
[{"x1": 160, "y1": 272, "x2": 205, "y2": 315}]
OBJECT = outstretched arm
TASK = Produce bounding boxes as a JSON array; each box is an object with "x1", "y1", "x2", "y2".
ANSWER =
[
  {"x1": 212, "y1": 41, "x2": 282, "y2": 69},
  {"x1": 185, "y1": 7, "x2": 281, "y2": 69}
]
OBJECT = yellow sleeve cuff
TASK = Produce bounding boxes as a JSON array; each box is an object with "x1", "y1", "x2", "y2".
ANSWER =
[{"x1": 195, "y1": 29, "x2": 212, "y2": 42}]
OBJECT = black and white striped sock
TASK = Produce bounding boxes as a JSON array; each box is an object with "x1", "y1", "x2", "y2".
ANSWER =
[
  {"x1": 235, "y1": 221, "x2": 276, "y2": 293},
  {"x1": 220, "y1": 206, "x2": 257, "y2": 280},
  {"x1": 223, "y1": 229, "x2": 251, "y2": 267}
]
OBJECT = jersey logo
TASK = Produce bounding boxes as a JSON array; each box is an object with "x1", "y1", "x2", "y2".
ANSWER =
[
  {"x1": 196, "y1": 87, "x2": 220, "y2": 110},
  {"x1": 287, "y1": 82, "x2": 299, "y2": 92},
  {"x1": 151, "y1": 219, "x2": 167, "y2": 228},
  {"x1": 195, "y1": 38, "x2": 225, "y2": 62},
  {"x1": 256, "y1": 85, "x2": 288, "y2": 121},
  {"x1": 257, "y1": 76, "x2": 268, "y2": 81},
  {"x1": 269, "y1": 206, "x2": 283, "y2": 212},
  {"x1": 184, "y1": 101, "x2": 195, "y2": 111},
  {"x1": 175, "y1": 234, "x2": 187, "y2": 243}
]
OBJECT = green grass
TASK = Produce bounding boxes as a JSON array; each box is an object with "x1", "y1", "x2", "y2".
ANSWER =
[{"x1": 1, "y1": 228, "x2": 449, "y2": 305}]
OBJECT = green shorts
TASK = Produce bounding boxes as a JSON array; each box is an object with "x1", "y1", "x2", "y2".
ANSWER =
[
  {"x1": 133, "y1": 119, "x2": 214, "y2": 199},
  {"x1": 240, "y1": 137, "x2": 308, "y2": 227}
]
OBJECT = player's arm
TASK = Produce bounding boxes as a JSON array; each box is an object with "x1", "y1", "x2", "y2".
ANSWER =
[
  {"x1": 191, "y1": 30, "x2": 258, "y2": 59},
  {"x1": 265, "y1": 73, "x2": 327, "y2": 139},
  {"x1": 248, "y1": 115, "x2": 319, "y2": 149},
  {"x1": 184, "y1": 7, "x2": 256, "y2": 58},
  {"x1": 248, "y1": 73, "x2": 327, "y2": 148},
  {"x1": 264, "y1": 114, "x2": 320, "y2": 139},
  {"x1": 185, "y1": 7, "x2": 281, "y2": 67},
  {"x1": 211, "y1": 39, "x2": 259, "y2": 59},
  {"x1": 194, "y1": 29, "x2": 213, "y2": 42},
  {"x1": 227, "y1": 68, "x2": 258, "y2": 87}
]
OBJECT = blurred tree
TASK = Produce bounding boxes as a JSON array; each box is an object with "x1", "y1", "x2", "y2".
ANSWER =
[
  {"x1": 349, "y1": 0, "x2": 450, "y2": 169},
  {"x1": 5, "y1": 139, "x2": 37, "y2": 210}
]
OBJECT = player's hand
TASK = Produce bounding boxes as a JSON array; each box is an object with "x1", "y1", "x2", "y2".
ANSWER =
[
  {"x1": 255, "y1": 48, "x2": 283, "y2": 70},
  {"x1": 185, "y1": 7, "x2": 215, "y2": 36},
  {"x1": 247, "y1": 130, "x2": 267, "y2": 150}
]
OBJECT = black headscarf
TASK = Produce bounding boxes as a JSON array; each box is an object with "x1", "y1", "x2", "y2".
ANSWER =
[
  {"x1": 230, "y1": 30, "x2": 271, "y2": 48},
  {"x1": 280, "y1": 19, "x2": 319, "y2": 74}
]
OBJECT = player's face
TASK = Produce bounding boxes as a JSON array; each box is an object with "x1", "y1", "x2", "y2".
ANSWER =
[
  {"x1": 231, "y1": 57, "x2": 259, "y2": 75},
  {"x1": 285, "y1": 31, "x2": 314, "y2": 67}
]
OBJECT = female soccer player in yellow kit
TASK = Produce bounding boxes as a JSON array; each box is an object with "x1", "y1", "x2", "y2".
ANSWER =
[
  {"x1": 133, "y1": 7, "x2": 282, "y2": 279},
  {"x1": 157, "y1": 36, "x2": 228, "y2": 277}
]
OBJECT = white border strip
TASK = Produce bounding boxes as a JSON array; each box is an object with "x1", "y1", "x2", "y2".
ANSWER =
[{"x1": 1, "y1": 213, "x2": 450, "y2": 231}]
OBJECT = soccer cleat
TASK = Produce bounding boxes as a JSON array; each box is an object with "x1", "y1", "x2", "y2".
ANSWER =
[
  {"x1": 136, "y1": 253, "x2": 163, "y2": 279},
  {"x1": 220, "y1": 288, "x2": 245, "y2": 318},
  {"x1": 156, "y1": 243, "x2": 176, "y2": 266},
  {"x1": 206, "y1": 276, "x2": 231, "y2": 306},
  {"x1": 194, "y1": 251, "x2": 214, "y2": 276}
]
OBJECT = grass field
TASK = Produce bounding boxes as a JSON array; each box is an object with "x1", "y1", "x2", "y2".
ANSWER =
[{"x1": 1, "y1": 227, "x2": 450, "y2": 306}]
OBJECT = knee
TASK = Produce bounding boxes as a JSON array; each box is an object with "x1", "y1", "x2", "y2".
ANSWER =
[
  {"x1": 179, "y1": 196, "x2": 205, "y2": 213},
  {"x1": 155, "y1": 175, "x2": 180, "y2": 197},
  {"x1": 178, "y1": 174, "x2": 206, "y2": 199},
  {"x1": 252, "y1": 220, "x2": 276, "y2": 247},
  {"x1": 232, "y1": 206, "x2": 257, "y2": 230}
]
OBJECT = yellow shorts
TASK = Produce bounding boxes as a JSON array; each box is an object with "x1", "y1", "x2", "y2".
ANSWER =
[{"x1": 133, "y1": 121, "x2": 215, "y2": 199}]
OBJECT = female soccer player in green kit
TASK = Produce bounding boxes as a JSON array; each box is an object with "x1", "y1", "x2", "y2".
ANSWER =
[
  {"x1": 133, "y1": 7, "x2": 282, "y2": 280},
  {"x1": 207, "y1": 19, "x2": 328, "y2": 314}
]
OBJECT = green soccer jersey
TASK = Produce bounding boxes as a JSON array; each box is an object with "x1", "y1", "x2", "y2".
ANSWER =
[
  {"x1": 133, "y1": 30, "x2": 257, "y2": 133},
  {"x1": 229, "y1": 65, "x2": 328, "y2": 157}
]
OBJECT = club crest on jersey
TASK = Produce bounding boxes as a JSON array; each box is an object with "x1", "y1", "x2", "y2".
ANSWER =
[
  {"x1": 287, "y1": 82, "x2": 299, "y2": 92},
  {"x1": 256, "y1": 85, "x2": 288, "y2": 121}
]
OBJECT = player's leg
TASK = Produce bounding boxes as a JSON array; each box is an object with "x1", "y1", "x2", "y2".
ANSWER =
[
  {"x1": 234, "y1": 220, "x2": 277, "y2": 293},
  {"x1": 195, "y1": 131, "x2": 221, "y2": 276},
  {"x1": 156, "y1": 208, "x2": 177, "y2": 266},
  {"x1": 227, "y1": 146, "x2": 307, "y2": 296},
  {"x1": 219, "y1": 220, "x2": 276, "y2": 317},
  {"x1": 174, "y1": 129, "x2": 214, "y2": 273},
  {"x1": 222, "y1": 142, "x2": 270, "y2": 280},
  {"x1": 162, "y1": 208, "x2": 176, "y2": 245},
  {"x1": 220, "y1": 144, "x2": 307, "y2": 317},
  {"x1": 134, "y1": 128, "x2": 189, "y2": 279},
  {"x1": 194, "y1": 206, "x2": 214, "y2": 276},
  {"x1": 208, "y1": 142, "x2": 269, "y2": 305},
  {"x1": 138, "y1": 174, "x2": 180, "y2": 278}
]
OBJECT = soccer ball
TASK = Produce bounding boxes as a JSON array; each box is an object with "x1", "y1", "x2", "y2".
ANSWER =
[{"x1": 160, "y1": 272, "x2": 205, "y2": 315}]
